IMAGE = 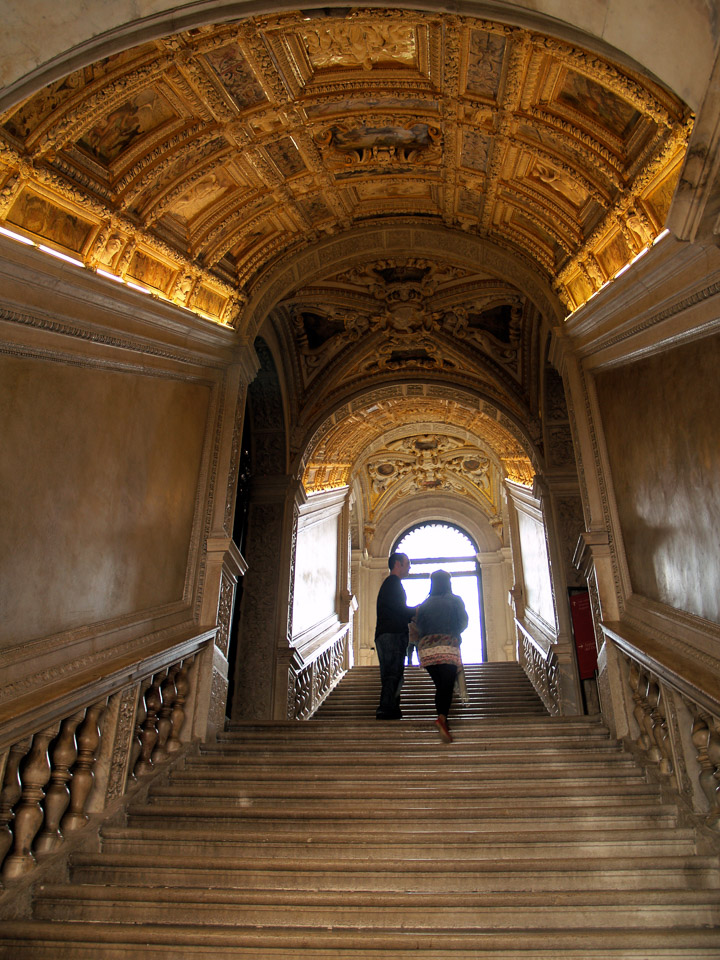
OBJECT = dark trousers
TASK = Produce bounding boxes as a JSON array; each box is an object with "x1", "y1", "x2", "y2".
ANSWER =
[
  {"x1": 426, "y1": 663, "x2": 458, "y2": 718},
  {"x1": 375, "y1": 633, "x2": 407, "y2": 718}
]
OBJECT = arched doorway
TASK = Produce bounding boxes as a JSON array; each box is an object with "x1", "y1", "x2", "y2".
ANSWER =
[{"x1": 393, "y1": 522, "x2": 487, "y2": 664}]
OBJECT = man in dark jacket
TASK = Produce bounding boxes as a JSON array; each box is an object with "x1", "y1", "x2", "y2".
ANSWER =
[{"x1": 374, "y1": 552, "x2": 415, "y2": 719}]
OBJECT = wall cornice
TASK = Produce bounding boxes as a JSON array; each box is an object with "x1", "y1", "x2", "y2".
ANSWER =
[
  {"x1": 562, "y1": 233, "x2": 720, "y2": 368},
  {"x1": 0, "y1": 235, "x2": 236, "y2": 368}
]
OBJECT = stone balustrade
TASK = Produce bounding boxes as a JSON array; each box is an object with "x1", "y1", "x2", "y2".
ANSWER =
[
  {"x1": 290, "y1": 627, "x2": 348, "y2": 721},
  {"x1": 614, "y1": 641, "x2": 720, "y2": 831},
  {"x1": 0, "y1": 648, "x2": 200, "y2": 885},
  {"x1": 516, "y1": 621, "x2": 561, "y2": 716}
]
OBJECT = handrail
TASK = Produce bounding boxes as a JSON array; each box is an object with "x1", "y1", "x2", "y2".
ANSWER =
[
  {"x1": 515, "y1": 618, "x2": 560, "y2": 715},
  {"x1": 289, "y1": 622, "x2": 349, "y2": 720},
  {"x1": 0, "y1": 627, "x2": 214, "y2": 885},
  {"x1": 0, "y1": 627, "x2": 216, "y2": 753},
  {"x1": 602, "y1": 620, "x2": 720, "y2": 718},
  {"x1": 602, "y1": 618, "x2": 720, "y2": 831}
]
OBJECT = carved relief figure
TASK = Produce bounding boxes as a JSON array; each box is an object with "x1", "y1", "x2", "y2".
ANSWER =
[
  {"x1": 97, "y1": 234, "x2": 124, "y2": 267},
  {"x1": 466, "y1": 30, "x2": 505, "y2": 99},
  {"x1": 533, "y1": 162, "x2": 588, "y2": 207},
  {"x1": 170, "y1": 173, "x2": 228, "y2": 220},
  {"x1": 302, "y1": 22, "x2": 416, "y2": 71}
]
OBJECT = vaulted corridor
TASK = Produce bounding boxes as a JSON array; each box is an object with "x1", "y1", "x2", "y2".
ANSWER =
[{"x1": 1, "y1": 2, "x2": 720, "y2": 951}]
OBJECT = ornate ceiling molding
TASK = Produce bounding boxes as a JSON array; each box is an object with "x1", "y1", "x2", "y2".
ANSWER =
[
  {"x1": 299, "y1": 385, "x2": 536, "y2": 495},
  {"x1": 0, "y1": 10, "x2": 690, "y2": 326},
  {"x1": 248, "y1": 220, "x2": 565, "y2": 334}
]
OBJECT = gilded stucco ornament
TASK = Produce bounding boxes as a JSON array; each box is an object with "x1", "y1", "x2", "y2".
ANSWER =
[{"x1": 0, "y1": 9, "x2": 692, "y2": 324}]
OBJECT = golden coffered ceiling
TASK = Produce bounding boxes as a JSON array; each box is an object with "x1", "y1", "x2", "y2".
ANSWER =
[{"x1": 0, "y1": 8, "x2": 691, "y2": 329}]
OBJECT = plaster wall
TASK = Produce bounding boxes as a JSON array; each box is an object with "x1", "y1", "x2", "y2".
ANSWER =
[
  {"x1": 516, "y1": 508, "x2": 556, "y2": 630},
  {"x1": 480, "y1": 551, "x2": 515, "y2": 661},
  {"x1": 0, "y1": 1, "x2": 715, "y2": 115},
  {"x1": 0, "y1": 353, "x2": 210, "y2": 646},
  {"x1": 595, "y1": 330, "x2": 720, "y2": 625},
  {"x1": 293, "y1": 503, "x2": 340, "y2": 638}
]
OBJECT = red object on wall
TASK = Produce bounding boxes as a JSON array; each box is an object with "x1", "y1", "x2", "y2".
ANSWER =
[{"x1": 569, "y1": 589, "x2": 597, "y2": 680}]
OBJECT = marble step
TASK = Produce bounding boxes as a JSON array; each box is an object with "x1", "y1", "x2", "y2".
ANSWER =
[
  {"x1": 223, "y1": 716, "x2": 611, "y2": 735},
  {"x1": 69, "y1": 850, "x2": 720, "y2": 892},
  {"x1": 155, "y1": 778, "x2": 661, "y2": 803},
  {"x1": 2, "y1": 920, "x2": 720, "y2": 959},
  {"x1": 125, "y1": 804, "x2": 679, "y2": 834},
  {"x1": 30, "y1": 883, "x2": 720, "y2": 930},
  {"x1": 184, "y1": 759, "x2": 649, "y2": 783},
  {"x1": 99, "y1": 824, "x2": 701, "y2": 860},
  {"x1": 215, "y1": 732, "x2": 623, "y2": 755}
]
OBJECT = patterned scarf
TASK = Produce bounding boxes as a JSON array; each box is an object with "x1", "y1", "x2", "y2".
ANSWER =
[{"x1": 417, "y1": 633, "x2": 462, "y2": 668}]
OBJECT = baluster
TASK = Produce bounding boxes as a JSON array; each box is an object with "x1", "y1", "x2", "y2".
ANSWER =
[
  {"x1": 35, "y1": 710, "x2": 85, "y2": 855},
  {"x1": 691, "y1": 714, "x2": 720, "y2": 825},
  {"x1": 60, "y1": 699, "x2": 105, "y2": 834},
  {"x1": 629, "y1": 664, "x2": 650, "y2": 750},
  {"x1": 134, "y1": 675, "x2": 162, "y2": 778},
  {"x1": 166, "y1": 658, "x2": 193, "y2": 754},
  {"x1": 127, "y1": 687, "x2": 146, "y2": 783},
  {"x1": 648, "y1": 686, "x2": 673, "y2": 777},
  {"x1": 705, "y1": 717, "x2": 720, "y2": 829},
  {"x1": 642, "y1": 679, "x2": 663, "y2": 763},
  {"x1": 2, "y1": 724, "x2": 58, "y2": 880},
  {"x1": 0, "y1": 740, "x2": 30, "y2": 869},
  {"x1": 152, "y1": 668, "x2": 177, "y2": 763}
]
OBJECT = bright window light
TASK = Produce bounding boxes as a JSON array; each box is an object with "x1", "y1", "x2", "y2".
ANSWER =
[
  {"x1": 96, "y1": 268, "x2": 124, "y2": 282},
  {"x1": 38, "y1": 244, "x2": 84, "y2": 267},
  {"x1": 0, "y1": 225, "x2": 34, "y2": 245},
  {"x1": 395, "y1": 523, "x2": 484, "y2": 663}
]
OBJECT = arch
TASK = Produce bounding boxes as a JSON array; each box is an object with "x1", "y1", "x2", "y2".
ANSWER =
[
  {"x1": 393, "y1": 519, "x2": 479, "y2": 556},
  {"x1": 299, "y1": 382, "x2": 539, "y2": 489},
  {"x1": 0, "y1": 1, "x2": 714, "y2": 117},
  {"x1": 247, "y1": 222, "x2": 565, "y2": 339},
  {"x1": 372, "y1": 491, "x2": 503, "y2": 557}
]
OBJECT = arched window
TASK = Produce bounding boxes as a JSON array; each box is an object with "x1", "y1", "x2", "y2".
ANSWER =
[{"x1": 393, "y1": 522, "x2": 486, "y2": 663}]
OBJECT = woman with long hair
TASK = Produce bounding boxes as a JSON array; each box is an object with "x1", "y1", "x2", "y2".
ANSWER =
[{"x1": 416, "y1": 569, "x2": 468, "y2": 743}]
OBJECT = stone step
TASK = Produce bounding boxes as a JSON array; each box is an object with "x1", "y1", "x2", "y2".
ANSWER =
[
  {"x1": 31, "y1": 883, "x2": 720, "y2": 930},
  {"x1": 155, "y1": 779, "x2": 661, "y2": 803},
  {"x1": 70, "y1": 850, "x2": 720, "y2": 892},
  {"x1": 2, "y1": 920, "x2": 720, "y2": 959},
  {"x1": 224, "y1": 717, "x2": 611, "y2": 736},
  {"x1": 186, "y1": 759, "x2": 649, "y2": 783},
  {"x1": 100, "y1": 824, "x2": 700, "y2": 860},
  {"x1": 125, "y1": 803, "x2": 679, "y2": 833},
  {"x1": 215, "y1": 729, "x2": 618, "y2": 749},
  {"x1": 2, "y1": 667, "x2": 715, "y2": 957}
]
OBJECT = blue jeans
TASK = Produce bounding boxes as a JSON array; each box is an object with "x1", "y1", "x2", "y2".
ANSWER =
[{"x1": 375, "y1": 633, "x2": 407, "y2": 718}]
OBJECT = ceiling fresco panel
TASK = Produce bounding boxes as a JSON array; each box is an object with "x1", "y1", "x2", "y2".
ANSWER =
[{"x1": 204, "y1": 43, "x2": 268, "y2": 111}]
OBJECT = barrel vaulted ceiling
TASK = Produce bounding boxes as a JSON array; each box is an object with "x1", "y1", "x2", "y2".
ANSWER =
[
  {"x1": 0, "y1": 9, "x2": 691, "y2": 325},
  {"x1": 0, "y1": 8, "x2": 692, "y2": 514}
]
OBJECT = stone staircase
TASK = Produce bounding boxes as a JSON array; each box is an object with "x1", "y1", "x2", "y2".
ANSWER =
[{"x1": 1, "y1": 663, "x2": 719, "y2": 958}]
